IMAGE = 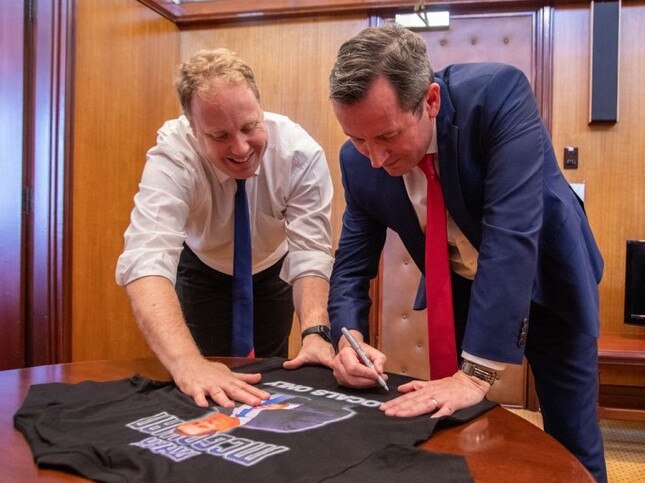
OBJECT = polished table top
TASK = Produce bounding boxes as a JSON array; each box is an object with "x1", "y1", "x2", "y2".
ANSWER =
[{"x1": 0, "y1": 358, "x2": 593, "y2": 482}]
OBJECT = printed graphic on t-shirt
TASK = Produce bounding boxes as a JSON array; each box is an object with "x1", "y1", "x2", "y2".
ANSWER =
[{"x1": 125, "y1": 381, "x2": 376, "y2": 466}]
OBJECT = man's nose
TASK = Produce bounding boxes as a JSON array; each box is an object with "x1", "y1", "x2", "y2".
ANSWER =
[
  {"x1": 367, "y1": 143, "x2": 387, "y2": 168},
  {"x1": 230, "y1": 135, "x2": 250, "y2": 156}
]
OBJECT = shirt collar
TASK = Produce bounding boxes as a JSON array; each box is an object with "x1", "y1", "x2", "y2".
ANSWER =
[
  {"x1": 428, "y1": 121, "x2": 439, "y2": 156},
  {"x1": 211, "y1": 159, "x2": 262, "y2": 185}
]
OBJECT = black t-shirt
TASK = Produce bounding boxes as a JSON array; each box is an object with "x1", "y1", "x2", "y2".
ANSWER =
[{"x1": 14, "y1": 358, "x2": 496, "y2": 482}]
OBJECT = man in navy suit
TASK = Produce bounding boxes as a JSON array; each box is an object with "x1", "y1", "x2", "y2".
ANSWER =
[{"x1": 324, "y1": 24, "x2": 606, "y2": 481}]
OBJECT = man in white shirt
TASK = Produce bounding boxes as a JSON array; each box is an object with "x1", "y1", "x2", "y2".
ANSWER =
[{"x1": 116, "y1": 48, "x2": 335, "y2": 409}]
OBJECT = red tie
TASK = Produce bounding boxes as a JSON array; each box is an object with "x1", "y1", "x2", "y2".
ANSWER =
[{"x1": 419, "y1": 154, "x2": 457, "y2": 379}]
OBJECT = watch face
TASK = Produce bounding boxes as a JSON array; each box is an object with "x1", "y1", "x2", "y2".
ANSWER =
[
  {"x1": 317, "y1": 326, "x2": 331, "y2": 342},
  {"x1": 460, "y1": 361, "x2": 497, "y2": 385}
]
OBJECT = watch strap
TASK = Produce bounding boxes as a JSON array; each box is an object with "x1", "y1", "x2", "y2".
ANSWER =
[
  {"x1": 301, "y1": 325, "x2": 331, "y2": 343},
  {"x1": 459, "y1": 359, "x2": 499, "y2": 385}
]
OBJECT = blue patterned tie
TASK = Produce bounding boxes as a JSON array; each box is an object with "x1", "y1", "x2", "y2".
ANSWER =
[{"x1": 231, "y1": 179, "x2": 254, "y2": 357}]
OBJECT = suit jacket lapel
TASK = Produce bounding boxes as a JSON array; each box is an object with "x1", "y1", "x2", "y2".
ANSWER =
[
  {"x1": 378, "y1": 171, "x2": 426, "y2": 271},
  {"x1": 436, "y1": 79, "x2": 482, "y2": 248}
]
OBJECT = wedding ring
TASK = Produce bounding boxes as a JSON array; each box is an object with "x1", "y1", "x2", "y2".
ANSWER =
[{"x1": 429, "y1": 398, "x2": 438, "y2": 408}]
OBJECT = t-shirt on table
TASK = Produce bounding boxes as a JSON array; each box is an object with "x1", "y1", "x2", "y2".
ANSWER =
[{"x1": 14, "y1": 358, "x2": 496, "y2": 482}]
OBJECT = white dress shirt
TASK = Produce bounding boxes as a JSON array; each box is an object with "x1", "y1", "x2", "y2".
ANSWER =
[
  {"x1": 116, "y1": 112, "x2": 334, "y2": 287},
  {"x1": 402, "y1": 130, "x2": 505, "y2": 371}
]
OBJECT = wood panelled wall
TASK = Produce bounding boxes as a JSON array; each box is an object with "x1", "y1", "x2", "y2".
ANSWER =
[
  {"x1": 70, "y1": 1, "x2": 644, "y2": 365},
  {"x1": 551, "y1": 3, "x2": 645, "y2": 338},
  {"x1": 71, "y1": 0, "x2": 178, "y2": 360}
]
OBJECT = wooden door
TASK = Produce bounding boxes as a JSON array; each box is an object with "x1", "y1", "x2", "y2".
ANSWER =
[
  {"x1": 375, "y1": 11, "x2": 549, "y2": 408},
  {"x1": 0, "y1": 0, "x2": 26, "y2": 370},
  {"x1": 0, "y1": 0, "x2": 74, "y2": 369}
]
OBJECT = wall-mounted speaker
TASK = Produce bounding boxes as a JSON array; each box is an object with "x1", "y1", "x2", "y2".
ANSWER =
[
  {"x1": 625, "y1": 240, "x2": 645, "y2": 326},
  {"x1": 589, "y1": 0, "x2": 620, "y2": 124}
]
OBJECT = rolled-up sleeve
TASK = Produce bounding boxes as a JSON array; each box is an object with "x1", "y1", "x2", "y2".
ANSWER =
[
  {"x1": 280, "y1": 147, "x2": 334, "y2": 284},
  {"x1": 116, "y1": 143, "x2": 197, "y2": 286}
]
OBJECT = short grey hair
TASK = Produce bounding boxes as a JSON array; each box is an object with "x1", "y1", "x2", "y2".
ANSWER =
[
  {"x1": 175, "y1": 48, "x2": 260, "y2": 119},
  {"x1": 329, "y1": 23, "x2": 433, "y2": 114}
]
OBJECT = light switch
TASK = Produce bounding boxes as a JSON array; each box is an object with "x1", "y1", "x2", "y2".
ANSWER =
[{"x1": 564, "y1": 147, "x2": 578, "y2": 169}]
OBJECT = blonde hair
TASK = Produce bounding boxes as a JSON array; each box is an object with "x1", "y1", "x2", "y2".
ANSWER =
[{"x1": 175, "y1": 48, "x2": 260, "y2": 118}]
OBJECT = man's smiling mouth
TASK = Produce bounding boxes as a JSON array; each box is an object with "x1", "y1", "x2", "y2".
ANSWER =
[{"x1": 228, "y1": 153, "x2": 253, "y2": 164}]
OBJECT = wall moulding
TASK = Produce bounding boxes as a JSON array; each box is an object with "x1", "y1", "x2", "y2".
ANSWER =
[{"x1": 136, "y1": 0, "x2": 589, "y2": 26}]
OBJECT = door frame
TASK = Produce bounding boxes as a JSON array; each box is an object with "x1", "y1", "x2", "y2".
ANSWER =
[{"x1": 0, "y1": 0, "x2": 75, "y2": 369}]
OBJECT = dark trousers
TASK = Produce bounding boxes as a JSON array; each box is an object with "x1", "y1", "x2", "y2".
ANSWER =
[
  {"x1": 175, "y1": 245, "x2": 294, "y2": 358},
  {"x1": 451, "y1": 273, "x2": 607, "y2": 483}
]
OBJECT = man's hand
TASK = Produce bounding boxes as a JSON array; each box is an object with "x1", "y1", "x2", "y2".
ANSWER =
[
  {"x1": 331, "y1": 335, "x2": 388, "y2": 389},
  {"x1": 379, "y1": 370, "x2": 490, "y2": 418},
  {"x1": 125, "y1": 277, "x2": 269, "y2": 408},
  {"x1": 283, "y1": 335, "x2": 335, "y2": 370},
  {"x1": 171, "y1": 356, "x2": 270, "y2": 408}
]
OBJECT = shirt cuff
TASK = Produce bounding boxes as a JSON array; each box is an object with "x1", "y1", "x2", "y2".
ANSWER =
[{"x1": 461, "y1": 351, "x2": 507, "y2": 371}]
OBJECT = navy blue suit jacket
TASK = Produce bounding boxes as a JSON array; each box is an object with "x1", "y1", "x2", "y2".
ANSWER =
[{"x1": 328, "y1": 63, "x2": 603, "y2": 364}]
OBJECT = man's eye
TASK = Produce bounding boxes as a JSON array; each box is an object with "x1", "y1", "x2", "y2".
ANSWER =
[
  {"x1": 209, "y1": 134, "x2": 226, "y2": 141},
  {"x1": 242, "y1": 122, "x2": 259, "y2": 134}
]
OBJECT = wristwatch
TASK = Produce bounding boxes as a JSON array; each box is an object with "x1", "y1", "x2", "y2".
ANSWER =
[
  {"x1": 301, "y1": 325, "x2": 331, "y2": 343},
  {"x1": 459, "y1": 359, "x2": 499, "y2": 385}
]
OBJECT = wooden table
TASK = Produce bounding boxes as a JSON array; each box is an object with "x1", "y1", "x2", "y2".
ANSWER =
[{"x1": 1, "y1": 358, "x2": 593, "y2": 482}]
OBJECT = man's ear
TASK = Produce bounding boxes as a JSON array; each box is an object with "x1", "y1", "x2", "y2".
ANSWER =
[{"x1": 425, "y1": 83, "x2": 441, "y2": 118}]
